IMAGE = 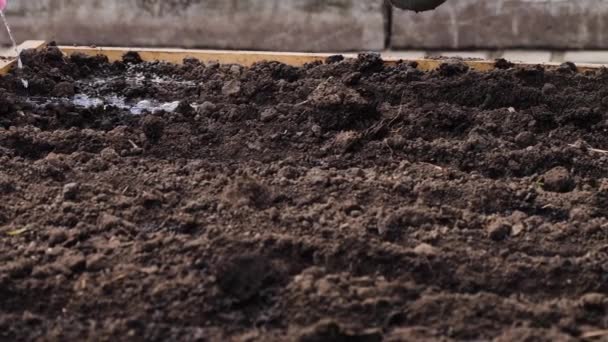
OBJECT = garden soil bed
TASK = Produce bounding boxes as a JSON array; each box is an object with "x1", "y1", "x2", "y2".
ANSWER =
[{"x1": 0, "y1": 46, "x2": 607, "y2": 341}]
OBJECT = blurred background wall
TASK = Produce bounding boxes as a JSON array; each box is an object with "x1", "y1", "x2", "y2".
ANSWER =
[
  {"x1": 1, "y1": 0, "x2": 608, "y2": 54},
  {"x1": 392, "y1": 0, "x2": 608, "y2": 50},
  {"x1": 0, "y1": 0, "x2": 386, "y2": 51}
]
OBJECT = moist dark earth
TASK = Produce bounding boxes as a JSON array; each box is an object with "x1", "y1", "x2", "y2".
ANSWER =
[{"x1": 0, "y1": 46, "x2": 607, "y2": 341}]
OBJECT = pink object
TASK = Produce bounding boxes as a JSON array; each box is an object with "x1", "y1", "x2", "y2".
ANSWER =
[{"x1": 0, "y1": 0, "x2": 6, "y2": 11}]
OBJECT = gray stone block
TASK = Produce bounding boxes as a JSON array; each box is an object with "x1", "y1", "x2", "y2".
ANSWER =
[
  {"x1": 1, "y1": 0, "x2": 385, "y2": 52},
  {"x1": 392, "y1": 0, "x2": 608, "y2": 49}
]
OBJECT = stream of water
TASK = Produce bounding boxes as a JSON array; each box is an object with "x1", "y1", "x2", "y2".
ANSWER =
[{"x1": 1, "y1": 10, "x2": 28, "y2": 88}]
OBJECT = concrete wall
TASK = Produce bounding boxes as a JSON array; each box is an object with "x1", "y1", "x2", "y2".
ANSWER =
[
  {"x1": 392, "y1": 0, "x2": 608, "y2": 49},
  {"x1": 0, "y1": 0, "x2": 386, "y2": 52},
  {"x1": 2, "y1": 0, "x2": 608, "y2": 51}
]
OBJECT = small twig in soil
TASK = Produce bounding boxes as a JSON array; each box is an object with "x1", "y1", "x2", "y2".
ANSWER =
[
  {"x1": 5, "y1": 227, "x2": 28, "y2": 236},
  {"x1": 582, "y1": 329, "x2": 608, "y2": 339},
  {"x1": 420, "y1": 162, "x2": 444, "y2": 171},
  {"x1": 387, "y1": 90, "x2": 406, "y2": 128},
  {"x1": 159, "y1": 217, "x2": 170, "y2": 228},
  {"x1": 389, "y1": 126, "x2": 404, "y2": 135},
  {"x1": 363, "y1": 120, "x2": 387, "y2": 139},
  {"x1": 397, "y1": 90, "x2": 405, "y2": 116},
  {"x1": 568, "y1": 140, "x2": 608, "y2": 154},
  {"x1": 588, "y1": 147, "x2": 608, "y2": 154},
  {"x1": 111, "y1": 274, "x2": 129, "y2": 283},
  {"x1": 388, "y1": 114, "x2": 401, "y2": 128},
  {"x1": 383, "y1": 139, "x2": 394, "y2": 157},
  {"x1": 128, "y1": 140, "x2": 140, "y2": 149},
  {"x1": 294, "y1": 99, "x2": 310, "y2": 107}
]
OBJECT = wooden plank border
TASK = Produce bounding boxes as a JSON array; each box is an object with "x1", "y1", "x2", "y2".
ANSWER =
[
  {"x1": 2, "y1": 41, "x2": 608, "y2": 74},
  {"x1": 58, "y1": 45, "x2": 356, "y2": 68},
  {"x1": 58, "y1": 45, "x2": 608, "y2": 73}
]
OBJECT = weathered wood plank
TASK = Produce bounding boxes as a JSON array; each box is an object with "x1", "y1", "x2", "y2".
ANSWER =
[
  {"x1": 58, "y1": 45, "x2": 608, "y2": 73},
  {"x1": 59, "y1": 46, "x2": 359, "y2": 67}
]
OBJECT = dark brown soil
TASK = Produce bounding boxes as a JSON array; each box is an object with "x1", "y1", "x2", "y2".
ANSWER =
[{"x1": 0, "y1": 47, "x2": 608, "y2": 341}]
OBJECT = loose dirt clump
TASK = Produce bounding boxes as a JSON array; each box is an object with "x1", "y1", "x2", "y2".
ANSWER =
[
  {"x1": 216, "y1": 254, "x2": 277, "y2": 302},
  {"x1": 0, "y1": 47, "x2": 607, "y2": 340},
  {"x1": 307, "y1": 77, "x2": 377, "y2": 130},
  {"x1": 542, "y1": 166, "x2": 575, "y2": 193},
  {"x1": 221, "y1": 177, "x2": 274, "y2": 209},
  {"x1": 140, "y1": 115, "x2": 165, "y2": 143}
]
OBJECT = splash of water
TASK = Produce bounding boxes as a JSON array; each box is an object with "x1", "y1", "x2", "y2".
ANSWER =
[
  {"x1": 0, "y1": 10, "x2": 28, "y2": 88},
  {"x1": 71, "y1": 94, "x2": 181, "y2": 115}
]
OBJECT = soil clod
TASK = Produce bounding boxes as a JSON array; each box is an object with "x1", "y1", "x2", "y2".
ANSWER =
[
  {"x1": 52, "y1": 81, "x2": 75, "y2": 97},
  {"x1": 487, "y1": 219, "x2": 512, "y2": 241},
  {"x1": 216, "y1": 254, "x2": 275, "y2": 302},
  {"x1": 123, "y1": 51, "x2": 143, "y2": 64},
  {"x1": 542, "y1": 167, "x2": 575, "y2": 193},
  {"x1": 62, "y1": 182, "x2": 80, "y2": 200},
  {"x1": 222, "y1": 177, "x2": 274, "y2": 209},
  {"x1": 495, "y1": 58, "x2": 514, "y2": 69},
  {"x1": 141, "y1": 115, "x2": 165, "y2": 143}
]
